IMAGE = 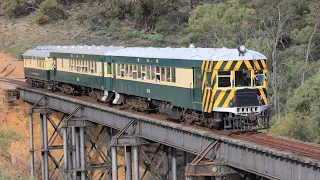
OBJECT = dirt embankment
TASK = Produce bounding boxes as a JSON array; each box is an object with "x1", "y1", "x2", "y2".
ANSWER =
[
  {"x1": 0, "y1": 100, "x2": 32, "y2": 177},
  {"x1": 0, "y1": 52, "x2": 24, "y2": 79},
  {"x1": 0, "y1": 53, "x2": 33, "y2": 177}
]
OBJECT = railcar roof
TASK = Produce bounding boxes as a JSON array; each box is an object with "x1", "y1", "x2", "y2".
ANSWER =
[
  {"x1": 24, "y1": 46, "x2": 267, "y2": 61},
  {"x1": 23, "y1": 45, "x2": 59, "y2": 58},
  {"x1": 23, "y1": 45, "x2": 126, "y2": 57},
  {"x1": 105, "y1": 47, "x2": 267, "y2": 61},
  {"x1": 51, "y1": 45, "x2": 125, "y2": 56}
]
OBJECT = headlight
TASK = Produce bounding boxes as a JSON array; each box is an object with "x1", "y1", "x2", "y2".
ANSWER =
[{"x1": 239, "y1": 45, "x2": 246, "y2": 53}]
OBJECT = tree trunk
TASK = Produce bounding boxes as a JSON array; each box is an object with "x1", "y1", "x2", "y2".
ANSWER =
[
  {"x1": 301, "y1": 12, "x2": 318, "y2": 85},
  {"x1": 190, "y1": 0, "x2": 193, "y2": 10}
]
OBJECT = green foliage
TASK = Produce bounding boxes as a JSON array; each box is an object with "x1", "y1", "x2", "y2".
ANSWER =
[
  {"x1": 133, "y1": 0, "x2": 180, "y2": 29},
  {"x1": 155, "y1": 19, "x2": 180, "y2": 35},
  {"x1": 271, "y1": 72, "x2": 320, "y2": 143},
  {"x1": 0, "y1": 126, "x2": 21, "y2": 157},
  {"x1": 0, "y1": 170, "x2": 33, "y2": 180},
  {"x1": 188, "y1": 0, "x2": 255, "y2": 47},
  {"x1": 74, "y1": 1, "x2": 131, "y2": 32},
  {"x1": 287, "y1": 73, "x2": 320, "y2": 118},
  {"x1": 35, "y1": 0, "x2": 68, "y2": 24},
  {"x1": 270, "y1": 114, "x2": 296, "y2": 138},
  {"x1": 141, "y1": 33, "x2": 164, "y2": 43},
  {"x1": 0, "y1": 0, "x2": 23, "y2": 18},
  {"x1": 72, "y1": 0, "x2": 183, "y2": 35},
  {"x1": 245, "y1": 37, "x2": 271, "y2": 57},
  {"x1": 120, "y1": 27, "x2": 164, "y2": 43},
  {"x1": 121, "y1": 27, "x2": 145, "y2": 39}
]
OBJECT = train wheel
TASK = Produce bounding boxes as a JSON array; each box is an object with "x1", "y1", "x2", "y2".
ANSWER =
[
  {"x1": 95, "y1": 91, "x2": 102, "y2": 102},
  {"x1": 185, "y1": 114, "x2": 193, "y2": 124},
  {"x1": 67, "y1": 86, "x2": 73, "y2": 95},
  {"x1": 61, "y1": 84, "x2": 67, "y2": 94},
  {"x1": 208, "y1": 118, "x2": 220, "y2": 130},
  {"x1": 89, "y1": 91, "x2": 96, "y2": 99},
  {"x1": 138, "y1": 100, "x2": 148, "y2": 112},
  {"x1": 179, "y1": 115, "x2": 185, "y2": 122},
  {"x1": 124, "y1": 97, "x2": 138, "y2": 110},
  {"x1": 52, "y1": 86, "x2": 57, "y2": 92}
]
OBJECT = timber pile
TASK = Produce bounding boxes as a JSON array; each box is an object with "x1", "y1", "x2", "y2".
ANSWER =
[{"x1": 0, "y1": 83, "x2": 19, "y2": 112}]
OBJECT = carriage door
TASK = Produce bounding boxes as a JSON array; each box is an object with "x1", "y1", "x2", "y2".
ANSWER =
[
  {"x1": 104, "y1": 59, "x2": 113, "y2": 90},
  {"x1": 193, "y1": 68, "x2": 202, "y2": 103},
  {"x1": 98, "y1": 57, "x2": 104, "y2": 89},
  {"x1": 50, "y1": 57, "x2": 57, "y2": 80}
]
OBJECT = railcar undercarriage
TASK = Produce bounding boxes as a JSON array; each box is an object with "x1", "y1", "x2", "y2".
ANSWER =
[
  {"x1": 26, "y1": 77, "x2": 270, "y2": 131},
  {"x1": 223, "y1": 114, "x2": 270, "y2": 131}
]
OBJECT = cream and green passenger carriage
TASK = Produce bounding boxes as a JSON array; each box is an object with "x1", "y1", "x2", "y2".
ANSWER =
[
  {"x1": 49, "y1": 46, "x2": 124, "y2": 97},
  {"x1": 23, "y1": 46, "x2": 58, "y2": 87}
]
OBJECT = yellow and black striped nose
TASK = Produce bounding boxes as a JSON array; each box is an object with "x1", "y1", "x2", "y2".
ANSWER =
[{"x1": 200, "y1": 59, "x2": 267, "y2": 113}]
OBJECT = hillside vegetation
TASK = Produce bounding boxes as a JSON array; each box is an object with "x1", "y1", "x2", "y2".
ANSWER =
[{"x1": 1, "y1": 0, "x2": 320, "y2": 143}]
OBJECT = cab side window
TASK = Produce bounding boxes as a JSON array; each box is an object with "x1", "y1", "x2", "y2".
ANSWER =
[
  {"x1": 218, "y1": 71, "x2": 231, "y2": 87},
  {"x1": 193, "y1": 68, "x2": 202, "y2": 88},
  {"x1": 205, "y1": 71, "x2": 212, "y2": 88}
]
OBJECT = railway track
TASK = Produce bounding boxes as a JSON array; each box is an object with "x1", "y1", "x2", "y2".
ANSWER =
[
  {"x1": 0, "y1": 77, "x2": 25, "y2": 86},
  {"x1": 230, "y1": 133, "x2": 320, "y2": 159},
  {"x1": 2, "y1": 77, "x2": 320, "y2": 161}
]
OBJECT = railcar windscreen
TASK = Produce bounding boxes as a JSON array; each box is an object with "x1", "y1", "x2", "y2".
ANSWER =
[{"x1": 235, "y1": 70, "x2": 251, "y2": 87}]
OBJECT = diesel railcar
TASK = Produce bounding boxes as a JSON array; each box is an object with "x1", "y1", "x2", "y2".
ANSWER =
[{"x1": 23, "y1": 45, "x2": 270, "y2": 131}]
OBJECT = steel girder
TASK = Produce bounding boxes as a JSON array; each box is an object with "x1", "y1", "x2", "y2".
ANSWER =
[{"x1": 20, "y1": 87, "x2": 320, "y2": 180}]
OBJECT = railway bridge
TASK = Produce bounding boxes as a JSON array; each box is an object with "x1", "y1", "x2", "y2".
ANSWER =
[{"x1": 19, "y1": 86, "x2": 320, "y2": 180}]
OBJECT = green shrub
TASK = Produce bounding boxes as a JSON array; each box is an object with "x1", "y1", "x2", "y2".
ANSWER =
[
  {"x1": 133, "y1": 0, "x2": 180, "y2": 30},
  {"x1": 35, "y1": 0, "x2": 68, "y2": 25},
  {"x1": 88, "y1": 18, "x2": 112, "y2": 31},
  {"x1": 155, "y1": 19, "x2": 181, "y2": 35},
  {"x1": 141, "y1": 33, "x2": 164, "y2": 43},
  {"x1": 0, "y1": 126, "x2": 21, "y2": 157},
  {"x1": 155, "y1": 20, "x2": 171, "y2": 34},
  {"x1": 75, "y1": 4, "x2": 125, "y2": 32},
  {"x1": 0, "y1": 170, "x2": 32, "y2": 180},
  {"x1": 120, "y1": 27, "x2": 144, "y2": 39},
  {"x1": 164, "y1": 11, "x2": 189, "y2": 25},
  {"x1": 0, "y1": 0, "x2": 23, "y2": 18}
]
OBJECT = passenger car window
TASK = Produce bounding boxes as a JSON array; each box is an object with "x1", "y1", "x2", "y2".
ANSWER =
[
  {"x1": 146, "y1": 66, "x2": 151, "y2": 80},
  {"x1": 166, "y1": 67, "x2": 171, "y2": 82},
  {"x1": 117, "y1": 63, "x2": 120, "y2": 76},
  {"x1": 161, "y1": 67, "x2": 165, "y2": 81},
  {"x1": 151, "y1": 66, "x2": 155, "y2": 80},
  {"x1": 107, "y1": 63, "x2": 112, "y2": 74},
  {"x1": 138, "y1": 65, "x2": 141, "y2": 78},
  {"x1": 172, "y1": 68, "x2": 176, "y2": 83}
]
